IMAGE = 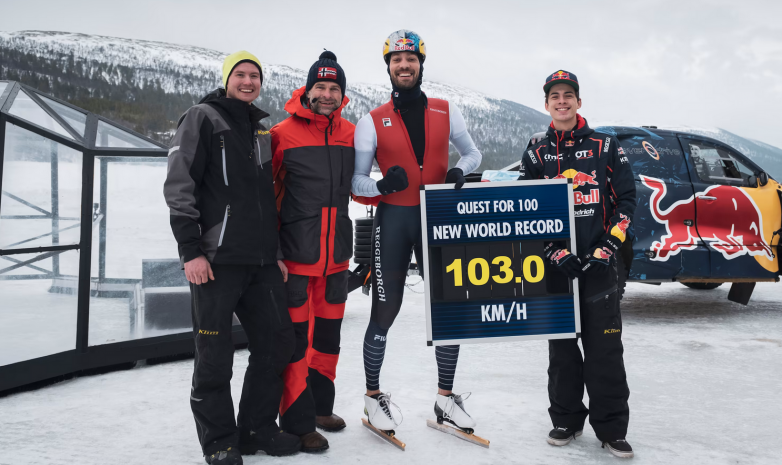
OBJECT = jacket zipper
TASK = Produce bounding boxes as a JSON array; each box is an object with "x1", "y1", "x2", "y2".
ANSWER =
[
  {"x1": 255, "y1": 134, "x2": 263, "y2": 169},
  {"x1": 322, "y1": 118, "x2": 334, "y2": 277},
  {"x1": 220, "y1": 135, "x2": 229, "y2": 186},
  {"x1": 585, "y1": 284, "x2": 618, "y2": 303},
  {"x1": 218, "y1": 204, "x2": 230, "y2": 247}
]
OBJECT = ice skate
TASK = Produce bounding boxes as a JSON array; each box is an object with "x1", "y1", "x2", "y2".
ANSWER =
[
  {"x1": 362, "y1": 393, "x2": 405, "y2": 450},
  {"x1": 427, "y1": 393, "x2": 489, "y2": 448}
]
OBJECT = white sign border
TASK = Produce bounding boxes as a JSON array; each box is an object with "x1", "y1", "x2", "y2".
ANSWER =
[{"x1": 420, "y1": 178, "x2": 581, "y2": 346}]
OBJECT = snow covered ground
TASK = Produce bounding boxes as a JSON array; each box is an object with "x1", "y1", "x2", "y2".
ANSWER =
[
  {"x1": 1, "y1": 278, "x2": 780, "y2": 464},
  {"x1": 2, "y1": 157, "x2": 781, "y2": 463}
]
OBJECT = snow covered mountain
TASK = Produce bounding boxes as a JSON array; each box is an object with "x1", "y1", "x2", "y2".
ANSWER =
[{"x1": 1, "y1": 30, "x2": 780, "y2": 176}]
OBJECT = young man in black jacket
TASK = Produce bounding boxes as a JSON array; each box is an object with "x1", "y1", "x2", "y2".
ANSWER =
[
  {"x1": 164, "y1": 51, "x2": 299, "y2": 465},
  {"x1": 519, "y1": 71, "x2": 636, "y2": 458}
]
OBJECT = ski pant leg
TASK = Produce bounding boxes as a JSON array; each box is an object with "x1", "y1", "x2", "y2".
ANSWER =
[
  {"x1": 364, "y1": 203, "x2": 417, "y2": 391},
  {"x1": 308, "y1": 270, "x2": 348, "y2": 416},
  {"x1": 581, "y1": 267, "x2": 630, "y2": 441},
  {"x1": 190, "y1": 264, "x2": 246, "y2": 454},
  {"x1": 280, "y1": 274, "x2": 317, "y2": 435},
  {"x1": 235, "y1": 264, "x2": 295, "y2": 439},
  {"x1": 547, "y1": 337, "x2": 588, "y2": 431}
]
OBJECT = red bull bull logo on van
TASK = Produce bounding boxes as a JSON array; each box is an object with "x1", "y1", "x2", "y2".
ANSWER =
[{"x1": 640, "y1": 175, "x2": 773, "y2": 261}]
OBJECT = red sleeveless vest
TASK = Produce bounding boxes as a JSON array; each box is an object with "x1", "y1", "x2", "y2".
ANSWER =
[{"x1": 364, "y1": 98, "x2": 451, "y2": 207}]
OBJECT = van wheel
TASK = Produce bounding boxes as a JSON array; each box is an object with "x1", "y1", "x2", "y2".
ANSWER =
[{"x1": 682, "y1": 282, "x2": 723, "y2": 290}]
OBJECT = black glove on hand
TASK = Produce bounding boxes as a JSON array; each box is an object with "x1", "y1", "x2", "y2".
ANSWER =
[
  {"x1": 544, "y1": 242, "x2": 584, "y2": 279},
  {"x1": 581, "y1": 235, "x2": 621, "y2": 275},
  {"x1": 445, "y1": 168, "x2": 466, "y2": 189},
  {"x1": 376, "y1": 165, "x2": 409, "y2": 195}
]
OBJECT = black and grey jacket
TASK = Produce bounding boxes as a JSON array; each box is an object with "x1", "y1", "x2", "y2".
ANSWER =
[{"x1": 164, "y1": 89, "x2": 279, "y2": 266}]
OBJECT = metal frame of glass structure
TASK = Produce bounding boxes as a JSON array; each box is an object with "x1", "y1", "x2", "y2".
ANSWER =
[{"x1": 0, "y1": 81, "x2": 246, "y2": 393}]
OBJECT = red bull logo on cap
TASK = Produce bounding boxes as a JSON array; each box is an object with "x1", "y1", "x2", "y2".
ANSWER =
[
  {"x1": 552, "y1": 71, "x2": 570, "y2": 80},
  {"x1": 641, "y1": 175, "x2": 774, "y2": 261},
  {"x1": 396, "y1": 38, "x2": 415, "y2": 45}
]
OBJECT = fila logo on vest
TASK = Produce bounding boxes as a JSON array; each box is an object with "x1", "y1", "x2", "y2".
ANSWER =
[
  {"x1": 318, "y1": 67, "x2": 337, "y2": 79},
  {"x1": 382, "y1": 117, "x2": 392, "y2": 127}
]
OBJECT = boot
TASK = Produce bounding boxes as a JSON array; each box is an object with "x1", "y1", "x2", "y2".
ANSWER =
[
  {"x1": 238, "y1": 429, "x2": 300, "y2": 457},
  {"x1": 204, "y1": 447, "x2": 242, "y2": 464},
  {"x1": 300, "y1": 431, "x2": 329, "y2": 453},
  {"x1": 316, "y1": 414, "x2": 346, "y2": 432}
]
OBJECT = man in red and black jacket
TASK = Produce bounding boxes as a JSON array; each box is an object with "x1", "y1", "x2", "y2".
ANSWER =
[
  {"x1": 271, "y1": 51, "x2": 355, "y2": 452},
  {"x1": 519, "y1": 71, "x2": 636, "y2": 458}
]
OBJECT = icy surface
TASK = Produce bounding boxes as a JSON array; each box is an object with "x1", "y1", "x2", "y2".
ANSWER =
[{"x1": 1, "y1": 255, "x2": 780, "y2": 462}]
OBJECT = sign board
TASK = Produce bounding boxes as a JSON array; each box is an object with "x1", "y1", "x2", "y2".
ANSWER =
[{"x1": 420, "y1": 179, "x2": 581, "y2": 346}]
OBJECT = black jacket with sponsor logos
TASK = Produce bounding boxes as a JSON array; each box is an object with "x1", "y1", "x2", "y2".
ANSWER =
[
  {"x1": 519, "y1": 115, "x2": 636, "y2": 256},
  {"x1": 164, "y1": 88, "x2": 279, "y2": 265}
]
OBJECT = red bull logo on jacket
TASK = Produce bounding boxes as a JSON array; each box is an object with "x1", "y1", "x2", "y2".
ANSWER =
[
  {"x1": 641, "y1": 175, "x2": 774, "y2": 261},
  {"x1": 611, "y1": 213, "x2": 631, "y2": 242},
  {"x1": 545, "y1": 169, "x2": 598, "y2": 190}
]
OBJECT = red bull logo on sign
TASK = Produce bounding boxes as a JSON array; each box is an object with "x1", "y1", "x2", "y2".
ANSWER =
[{"x1": 641, "y1": 175, "x2": 773, "y2": 261}]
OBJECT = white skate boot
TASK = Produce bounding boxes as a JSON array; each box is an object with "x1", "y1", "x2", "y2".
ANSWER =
[
  {"x1": 364, "y1": 393, "x2": 402, "y2": 431},
  {"x1": 428, "y1": 392, "x2": 489, "y2": 448},
  {"x1": 435, "y1": 393, "x2": 476, "y2": 431}
]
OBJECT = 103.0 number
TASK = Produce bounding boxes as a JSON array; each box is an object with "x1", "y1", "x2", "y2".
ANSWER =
[{"x1": 445, "y1": 255, "x2": 544, "y2": 287}]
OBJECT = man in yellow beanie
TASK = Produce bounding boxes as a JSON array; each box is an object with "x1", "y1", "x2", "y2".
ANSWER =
[{"x1": 165, "y1": 51, "x2": 300, "y2": 464}]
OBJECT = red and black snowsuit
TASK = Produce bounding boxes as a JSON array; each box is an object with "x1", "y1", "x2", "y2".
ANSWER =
[{"x1": 272, "y1": 86, "x2": 355, "y2": 435}]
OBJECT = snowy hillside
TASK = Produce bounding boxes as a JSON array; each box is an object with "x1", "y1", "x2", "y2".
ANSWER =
[
  {"x1": 0, "y1": 30, "x2": 548, "y2": 170},
  {"x1": 1, "y1": 31, "x2": 780, "y2": 174}
]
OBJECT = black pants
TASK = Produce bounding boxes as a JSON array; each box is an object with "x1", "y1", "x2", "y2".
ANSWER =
[
  {"x1": 190, "y1": 263, "x2": 294, "y2": 455},
  {"x1": 547, "y1": 265, "x2": 630, "y2": 441}
]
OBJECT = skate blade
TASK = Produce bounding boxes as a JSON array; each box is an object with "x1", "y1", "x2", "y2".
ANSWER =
[
  {"x1": 362, "y1": 418, "x2": 406, "y2": 451},
  {"x1": 426, "y1": 419, "x2": 490, "y2": 448}
]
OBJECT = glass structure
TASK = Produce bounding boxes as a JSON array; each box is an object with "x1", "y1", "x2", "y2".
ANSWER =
[{"x1": 0, "y1": 81, "x2": 244, "y2": 392}]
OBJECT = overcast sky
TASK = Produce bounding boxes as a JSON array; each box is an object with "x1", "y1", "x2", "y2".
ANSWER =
[{"x1": 2, "y1": 0, "x2": 781, "y2": 148}]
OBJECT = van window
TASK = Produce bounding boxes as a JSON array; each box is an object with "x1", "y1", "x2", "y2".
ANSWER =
[{"x1": 688, "y1": 142, "x2": 756, "y2": 187}]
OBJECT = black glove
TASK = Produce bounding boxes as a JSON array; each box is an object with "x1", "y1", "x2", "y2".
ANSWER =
[
  {"x1": 581, "y1": 236, "x2": 621, "y2": 275},
  {"x1": 445, "y1": 168, "x2": 466, "y2": 189},
  {"x1": 376, "y1": 165, "x2": 409, "y2": 195},
  {"x1": 544, "y1": 242, "x2": 583, "y2": 279}
]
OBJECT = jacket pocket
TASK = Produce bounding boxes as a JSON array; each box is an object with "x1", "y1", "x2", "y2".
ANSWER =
[
  {"x1": 280, "y1": 213, "x2": 321, "y2": 263},
  {"x1": 218, "y1": 205, "x2": 230, "y2": 247},
  {"x1": 332, "y1": 212, "x2": 353, "y2": 264},
  {"x1": 220, "y1": 135, "x2": 229, "y2": 186},
  {"x1": 325, "y1": 270, "x2": 349, "y2": 304}
]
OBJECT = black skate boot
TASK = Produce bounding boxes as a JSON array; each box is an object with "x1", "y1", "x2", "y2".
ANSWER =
[
  {"x1": 546, "y1": 426, "x2": 583, "y2": 446},
  {"x1": 602, "y1": 439, "x2": 634, "y2": 458},
  {"x1": 204, "y1": 447, "x2": 242, "y2": 464}
]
